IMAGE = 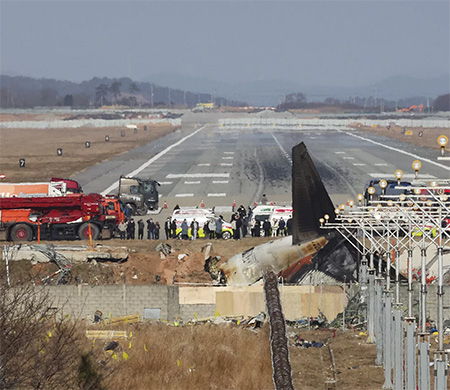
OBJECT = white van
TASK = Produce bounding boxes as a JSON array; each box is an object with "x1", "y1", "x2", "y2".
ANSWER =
[
  {"x1": 170, "y1": 208, "x2": 232, "y2": 239},
  {"x1": 250, "y1": 205, "x2": 292, "y2": 236},
  {"x1": 251, "y1": 205, "x2": 292, "y2": 223}
]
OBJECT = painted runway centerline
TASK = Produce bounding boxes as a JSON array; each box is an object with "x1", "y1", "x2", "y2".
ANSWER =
[{"x1": 167, "y1": 173, "x2": 230, "y2": 178}]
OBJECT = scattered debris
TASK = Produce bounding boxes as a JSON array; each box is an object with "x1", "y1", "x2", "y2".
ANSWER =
[
  {"x1": 247, "y1": 312, "x2": 266, "y2": 329},
  {"x1": 155, "y1": 243, "x2": 173, "y2": 256},
  {"x1": 85, "y1": 330, "x2": 128, "y2": 340},
  {"x1": 204, "y1": 256, "x2": 225, "y2": 284},
  {"x1": 94, "y1": 310, "x2": 103, "y2": 323},
  {"x1": 105, "y1": 341, "x2": 119, "y2": 351},
  {"x1": 7, "y1": 244, "x2": 128, "y2": 264},
  {"x1": 293, "y1": 336, "x2": 325, "y2": 348},
  {"x1": 177, "y1": 254, "x2": 188, "y2": 261}
]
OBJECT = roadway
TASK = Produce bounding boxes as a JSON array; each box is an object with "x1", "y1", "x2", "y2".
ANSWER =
[{"x1": 75, "y1": 112, "x2": 450, "y2": 215}]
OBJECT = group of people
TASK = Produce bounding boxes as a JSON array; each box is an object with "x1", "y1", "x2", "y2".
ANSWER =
[
  {"x1": 116, "y1": 202, "x2": 293, "y2": 241},
  {"x1": 117, "y1": 218, "x2": 161, "y2": 240},
  {"x1": 258, "y1": 216, "x2": 292, "y2": 237},
  {"x1": 231, "y1": 205, "x2": 292, "y2": 239},
  {"x1": 162, "y1": 215, "x2": 226, "y2": 240}
]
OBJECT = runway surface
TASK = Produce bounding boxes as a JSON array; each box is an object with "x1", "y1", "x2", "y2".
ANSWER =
[{"x1": 75, "y1": 112, "x2": 450, "y2": 211}]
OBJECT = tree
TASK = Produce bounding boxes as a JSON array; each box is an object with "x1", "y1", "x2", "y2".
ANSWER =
[
  {"x1": 109, "y1": 82, "x2": 121, "y2": 103},
  {"x1": 434, "y1": 94, "x2": 450, "y2": 111},
  {"x1": 63, "y1": 94, "x2": 74, "y2": 107},
  {"x1": 95, "y1": 84, "x2": 109, "y2": 106},
  {"x1": 277, "y1": 92, "x2": 307, "y2": 110},
  {"x1": 0, "y1": 284, "x2": 104, "y2": 389},
  {"x1": 40, "y1": 88, "x2": 58, "y2": 106},
  {"x1": 285, "y1": 92, "x2": 306, "y2": 104},
  {"x1": 129, "y1": 82, "x2": 140, "y2": 93}
]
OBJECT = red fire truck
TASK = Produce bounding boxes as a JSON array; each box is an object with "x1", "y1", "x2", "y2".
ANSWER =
[{"x1": 0, "y1": 194, "x2": 117, "y2": 242}]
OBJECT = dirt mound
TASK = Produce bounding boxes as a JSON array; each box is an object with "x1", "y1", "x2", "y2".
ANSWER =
[{"x1": 13, "y1": 237, "x2": 276, "y2": 285}]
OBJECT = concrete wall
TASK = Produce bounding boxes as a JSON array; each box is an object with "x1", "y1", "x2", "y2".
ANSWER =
[
  {"x1": 41, "y1": 283, "x2": 347, "y2": 322},
  {"x1": 398, "y1": 284, "x2": 450, "y2": 321},
  {"x1": 41, "y1": 283, "x2": 450, "y2": 324},
  {"x1": 44, "y1": 284, "x2": 179, "y2": 321},
  {"x1": 179, "y1": 285, "x2": 346, "y2": 321}
]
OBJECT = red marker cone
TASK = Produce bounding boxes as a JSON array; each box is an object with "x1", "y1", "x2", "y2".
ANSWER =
[
  {"x1": 270, "y1": 201, "x2": 274, "y2": 206},
  {"x1": 254, "y1": 201, "x2": 257, "y2": 207},
  {"x1": 164, "y1": 201, "x2": 167, "y2": 209},
  {"x1": 200, "y1": 200, "x2": 205, "y2": 208}
]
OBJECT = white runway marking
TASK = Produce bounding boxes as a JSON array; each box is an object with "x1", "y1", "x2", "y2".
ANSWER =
[
  {"x1": 368, "y1": 173, "x2": 437, "y2": 179},
  {"x1": 212, "y1": 180, "x2": 229, "y2": 184},
  {"x1": 223, "y1": 152, "x2": 235, "y2": 154},
  {"x1": 374, "y1": 163, "x2": 388, "y2": 166},
  {"x1": 222, "y1": 157, "x2": 234, "y2": 160},
  {"x1": 198, "y1": 163, "x2": 211, "y2": 166},
  {"x1": 335, "y1": 151, "x2": 345, "y2": 154},
  {"x1": 270, "y1": 133, "x2": 292, "y2": 164},
  {"x1": 167, "y1": 173, "x2": 230, "y2": 178},
  {"x1": 207, "y1": 193, "x2": 226, "y2": 197},
  {"x1": 158, "y1": 181, "x2": 173, "y2": 185},
  {"x1": 343, "y1": 157, "x2": 354, "y2": 160},
  {"x1": 184, "y1": 181, "x2": 201, "y2": 184},
  {"x1": 353, "y1": 163, "x2": 366, "y2": 166},
  {"x1": 101, "y1": 125, "x2": 206, "y2": 195},
  {"x1": 339, "y1": 130, "x2": 450, "y2": 172},
  {"x1": 220, "y1": 163, "x2": 233, "y2": 166},
  {"x1": 175, "y1": 193, "x2": 194, "y2": 197}
]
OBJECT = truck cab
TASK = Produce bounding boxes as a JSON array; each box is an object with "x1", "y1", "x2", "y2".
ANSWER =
[
  {"x1": 101, "y1": 196, "x2": 125, "y2": 236},
  {"x1": 118, "y1": 176, "x2": 159, "y2": 215}
]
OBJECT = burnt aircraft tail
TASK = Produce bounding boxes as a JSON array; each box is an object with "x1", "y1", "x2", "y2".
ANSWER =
[
  {"x1": 292, "y1": 142, "x2": 336, "y2": 245},
  {"x1": 214, "y1": 142, "x2": 357, "y2": 286}
]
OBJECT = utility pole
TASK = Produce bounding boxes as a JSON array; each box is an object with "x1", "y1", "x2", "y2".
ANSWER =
[
  {"x1": 150, "y1": 84, "x2": 154, "y2": 108},
  {"x1": 168, "y1": 87, "x2": 171, "y2": 108}
]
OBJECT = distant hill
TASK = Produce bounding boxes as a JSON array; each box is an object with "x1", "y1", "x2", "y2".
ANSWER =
[
  {"x1": 0, "y1": 75, "x2": 239, "y2": 109},
  {"x1": 144, "y1": 72, "x2": 450, "y2": 107}
]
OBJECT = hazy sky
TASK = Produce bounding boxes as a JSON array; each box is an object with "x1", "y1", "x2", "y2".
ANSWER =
[{"x1": 1, "y1": 0, "x2": 449, "y2": 86}]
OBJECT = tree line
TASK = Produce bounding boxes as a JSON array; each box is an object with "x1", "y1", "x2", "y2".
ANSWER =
[
  {"x1": 276, "y1": 92, "x2": 450, "y2": 112},
  {"x1": 0, "y1": 75, "x2": 233, "y2": 109}
]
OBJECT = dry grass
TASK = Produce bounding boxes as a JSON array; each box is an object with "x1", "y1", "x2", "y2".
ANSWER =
[
  {"x1": 97, "y1": 322, "x2": 273, "y2": 390},
  {"x1": 0, "y1": 123, "x2": 178, "y2": 181},
  {"x1": 352, "y1": 124, "x2": 448, "y2": 151}
]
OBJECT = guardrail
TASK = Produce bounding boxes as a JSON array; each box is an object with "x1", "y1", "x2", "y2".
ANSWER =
[
  {"x1": 0, "y1": 118, "x2": 182, "y2": 129},
  {"x1": 218, "y1": 118, "x2": 450, "y2": 129}
]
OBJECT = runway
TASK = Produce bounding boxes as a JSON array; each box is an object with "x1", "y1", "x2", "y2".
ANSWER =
[{"x1": 75, "y1": 112, "x2": 450, "y2": 211}]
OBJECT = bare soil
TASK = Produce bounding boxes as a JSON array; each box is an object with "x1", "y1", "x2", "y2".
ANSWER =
[
  {"x1": 2, "y1": 237, "x2": 275, "y2": 285},
  {"x1": 0, "y1": 123, "x2": 178, "y2": 181}
]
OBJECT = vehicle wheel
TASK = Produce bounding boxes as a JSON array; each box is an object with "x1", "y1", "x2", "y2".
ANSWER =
[
  {"x1": 222, "y1": 231, "x2": 232, "y2": 240},
  {"x1": 10, "y1": 224, "x2": 33, "y2": 241},
  {"x1": 78, "y1": 223, "x2": 100, "y2": 240},
  {"x1": 136, "y1": 206, "x2": 148, "y2": 216},
  {"x1": 126, "y1": 203, "x2": 137, "y2": 215}
]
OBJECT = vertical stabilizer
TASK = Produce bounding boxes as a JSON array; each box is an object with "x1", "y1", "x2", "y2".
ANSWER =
[{"x1": 292, "y1": 142, "x2": 335, "y2": 245}]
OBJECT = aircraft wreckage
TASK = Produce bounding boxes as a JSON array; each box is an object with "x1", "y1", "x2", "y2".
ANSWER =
[{"x1": 208, "y1": 142, "x2": 359, "y2": 286}]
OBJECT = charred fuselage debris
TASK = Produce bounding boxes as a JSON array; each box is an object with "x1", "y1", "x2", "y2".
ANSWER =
[
  {"x1": 204, "y1": 256, "x2": 226, "y2": 285},
  {"x1": 264, "y1": 271, "x2": 294, "y2": 390}
]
